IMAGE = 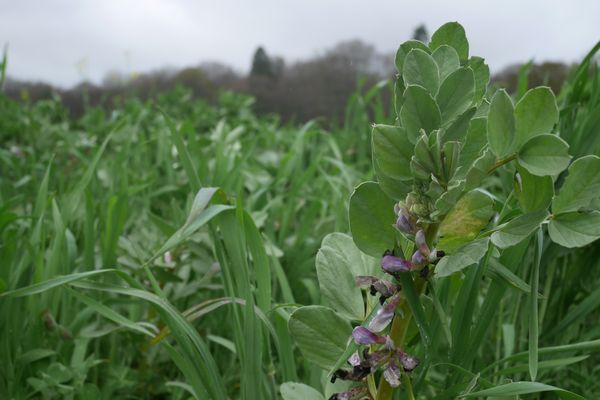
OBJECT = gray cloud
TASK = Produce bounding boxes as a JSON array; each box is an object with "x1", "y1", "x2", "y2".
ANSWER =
[{"x1": 1, "y1": 0, "x2": 599, "y2": 88}]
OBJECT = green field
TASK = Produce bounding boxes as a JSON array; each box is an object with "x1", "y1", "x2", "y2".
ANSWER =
[{"x1": 2, "y1": 23, "x2": 600, "y2": 400}]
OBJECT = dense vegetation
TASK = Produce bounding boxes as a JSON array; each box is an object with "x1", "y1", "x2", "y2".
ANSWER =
[{"x1": 1, "y1": 22, "x2": 600, "y2": 400}]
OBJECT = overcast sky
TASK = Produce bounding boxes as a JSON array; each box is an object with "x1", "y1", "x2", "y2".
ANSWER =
[{"x1": 1, "y1": 0, "x2": 599, "y2": 88}]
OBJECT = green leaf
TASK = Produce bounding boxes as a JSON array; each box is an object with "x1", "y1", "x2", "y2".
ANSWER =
[
  {"x1": 316, "y1": 233, "x2": 377, "y2": 320},
  {"x1": 153, "y1": 188, "x2": 233, "y2": 259},
  {"x1": 462, "y1": 381, "x2": 585, "y2": 400},
  {"x1": 288, "y1": 306, "x2": 352, "y2": 370},
  {"x1": 515, "y1": 164, "x2": 554, "y2": 212},
  {"x1": 487, "y1": 89, "x2": 515, "y2": 158},
  {"x1": 430, "y1": 22, "x2": 469, "y2": 61},
  {"x1": 349, "y1": 182, "x2": 396, "y2": 257},
  {"x1": 491, "y1": 210, "x2": 549, "y2": 249},
  {"x1": 443, "y1": 107, "x2": 476, "y2": 143},
  {"x1": 280, "y1": 383, "x2": 324, "y2": 400},
  {"x1": 435, "y1": 238, "x2": 489, "y2": 278},
  {"x1": 371, "y1": 124, "x2": 413, "y2": 180},
  {"x1": 395, "y1": 40, "x2": 430, "y2": 73},
  {"x1": 373, "y1": 158, "x2": 412, "y2": 201},
  {"x1": 468, "y1": 56, "x2": 490, "y2": 104},
  {"x1": 438, "y1": 190, "x2": 494, "y2": 252},
  {"x1": 518, "y1": 134, "x2": 571, "y2": 176},
  {"x1": 436, "y1": 67, "x2": 475, "y2": 124},
  {"x1": 432, "y1": 45, "x2": 460, "y2": 82},
  {"x1": 433, "y1": 180, "x2": 466, "y2": 218},
  {"x1": 515, "y1": 87, "x2": 559, "y2": 147},
  {"x1": 1, "y1": 269, "x2": 119, "y2": 298},
  {"x1": 402, "y1": 49, "x2": 440, "y2": 96},
  {"x1": 456, "y1": 118, "x2": 487, "y2": 178},
  {"x1": 529, "y1": 229, "x2": 542, "y2": 381},
  {"x1": 487, "y1": 258, "x2": 534, "y2": 295},
  {"x1": 548, "y1": 211, "x2": 600, "y2": 248},
  {"x1": 400, "y1": 85, "x2": 442, "y2": 143},
  {"x1": 464, "y1": 147, "x2": 495, "y2": 191},
  {"x1": 552, "y1": 155, "x2": 600, "y2": 214},
  {"x1": 412, "y1": 133, "x2": 437, "y2": 178}
]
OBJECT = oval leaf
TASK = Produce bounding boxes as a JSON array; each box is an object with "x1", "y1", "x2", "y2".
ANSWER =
[
  {"x1": 491, "y1": 210, "x2": 549, "y2": 249},
  {"x1": 487, "y1": 89, "x2": 515, "y2": 158},
  {"x1": 432, "y1": 45, "x2": 460, "y2": 82},
  {"x1": 518, "y1": 134, "x2": 571, "y2": 176},
  {"x1": 288, "y1": 306, "x2": 352, "y2": 370},
  {"x1": 515, "y1": 164, "x2": 553, "y2": 212},
  {"x1": 371, "y1": 124, "x2": 413, "y2": 180},
  {"x1": 436, "y1": 67, "x2": 475, "y2": 124},
  {"x1": 438, "y1": 190, "x2": 495, "y2": 252},
  {"x1": 515, "y1": 87, "x2": 559, "y2": 147},
  {"x1": 316, "y1": 233, "x2": 377, "y2": 320},
  {"x1": 548, "y1": 211, "x2": 600, "y2": 248},
  {"x1": 552, "y1": 155, "x2": 600, "y2": 214},
  {"x1": 401, "y1": 85, "x2": 442, "y2": 143},
  {"x1": 430, "y1": 22, "x2": 469, "y2": 61},
  {"x1": 349, "y1": 182, "x2": 396, "y2": 258},
  {"x1": 435, "y1": 238, "x2": 489, "y2": 278},
  {"x1": 402, "y1": 48, "x2": 440, "y2": 96},
  {"x1": 281, "y1": 383, "x2": 324, "y2": 400},
  {"x1": 395, "y1": 40, "x2": 430, "y2": 73}
]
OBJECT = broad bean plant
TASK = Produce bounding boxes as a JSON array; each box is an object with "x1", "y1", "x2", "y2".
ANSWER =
[{"x1": 283, "y1": 22, "x2": 600, "y2": 400}]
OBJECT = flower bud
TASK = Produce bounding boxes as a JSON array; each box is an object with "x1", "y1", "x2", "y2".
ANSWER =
[
  {"x1": 381, "y1": 255, "x2": 414, "y2": 274},
  {"x1": 415, "y1": 230, "x2": 430, "y2": 257},
  {"x1": 411, "y1": 250, "x2": 426, "y2": 265}
]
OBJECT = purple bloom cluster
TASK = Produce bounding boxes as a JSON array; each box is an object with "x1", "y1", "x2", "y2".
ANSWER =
[{"x1": 329, "y1": 295, "x2": 419, "y2": 396}]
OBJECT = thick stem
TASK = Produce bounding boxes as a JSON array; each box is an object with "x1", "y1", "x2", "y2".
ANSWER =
[{"x1": 376, "y1": 276, "x2": 428, "y2": 400}]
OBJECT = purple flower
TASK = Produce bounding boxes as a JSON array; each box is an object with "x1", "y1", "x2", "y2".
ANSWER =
[
  {"x1": 347, "y1": 351, "x2": 361, "y2": 367},
  {"x1": 352, "y1": 326, "x2": 386, "y2": 345},
  {"x1": 395, "y1": 207, "x2": 415, "y2": 234},
  {"x1": 415, "y1": 229, "x2": 430, "y2": 257},
  {"x1": 368, "y1": 294, "x2": 401, "y2": 332},
  {"x1": 381, "y1": 255, "x2": 414, "y2": 274},
  {"x1": 355, "y1": 276, "x2": 398, "y2": 299},
  {"x1": 383, "y1": 359, "x2": 402, "y2": 387},
  {"x1": 398, "y1": 351, "x2": 419, "y2": 372},
  {"x1": 411, "y1": 250, "x2": 426, "y2": 265},
  {"x1": 362, "y1": 348, "x2": 391, "y2": 369}
]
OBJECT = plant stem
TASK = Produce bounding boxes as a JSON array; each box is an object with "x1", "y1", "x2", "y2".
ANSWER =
[
  {"x1": 376, "y1": 276, "x2": 428, "y2": 400},
  {"x1": 375, "y1": 299, "x2": 413, "y2": 400},
  {"x1": 402, "y1": 373, "x2": 416, "y2": 400},
  {"x1": 487, "y1": 153, "x2": 517, "y2": 174}
]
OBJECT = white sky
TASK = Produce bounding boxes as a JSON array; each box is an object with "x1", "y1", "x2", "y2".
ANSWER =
[{"x1": 1, "y1": 0, "x2": 599, "y2": 88}]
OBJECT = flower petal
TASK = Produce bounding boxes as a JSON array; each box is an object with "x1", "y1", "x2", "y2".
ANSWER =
[
  {"x1": 347, "y1": 351, "x2": 361, "y2": 367},
  {"x1": 398, "y1": 351, "x2": 419, "y2": 372},
  {"x1": 383, "y1": 360, "x2": 401, "y2": 387},
  {"x1": 411, "y1": 250, "x2": 426, "y2": 265},
  {"x1": 352, "y1": 326, "x2": 386, "y2": 345},
  {"x1": 415, "y1": 229, "x2": 430, "y2": 256},
  {"x1": 381, "y1": 255, "x2": 414, "y2": 274},
  {"x1": 368, "y1": 294, "x2": 401, "y2": 332}
]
